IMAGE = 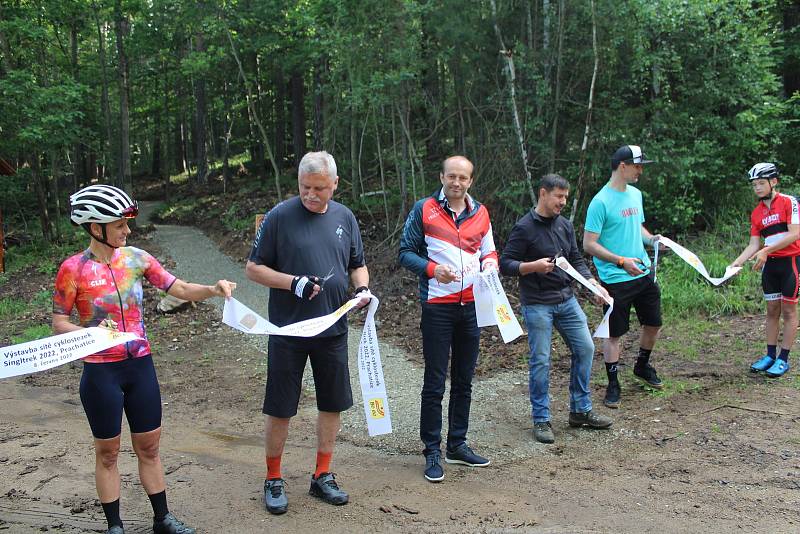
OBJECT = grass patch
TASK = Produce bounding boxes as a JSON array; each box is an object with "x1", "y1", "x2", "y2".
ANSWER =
[
  {"x1": 0, "y1": 297, "x2": 29, "y2": 318},
  {"x1": 11, "y1": 324, "x2": 51, "y2": 344}
]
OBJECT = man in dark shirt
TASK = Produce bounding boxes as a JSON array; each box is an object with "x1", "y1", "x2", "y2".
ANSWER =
[
  {"x1": 500, "y1": 174, "x2": 612, "y2": 444},
  {"x1": 246, "y1": 151, "x2": 370, "y2": 514}
]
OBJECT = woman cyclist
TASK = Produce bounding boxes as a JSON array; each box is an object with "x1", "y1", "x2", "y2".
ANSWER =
[{"x1": 52, "y1": 184, "x2": 235, "y2": 534}]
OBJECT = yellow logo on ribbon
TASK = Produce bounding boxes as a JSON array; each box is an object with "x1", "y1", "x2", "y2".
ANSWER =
[
  {"x1": 496, "y1": 305, "x2": 512, "y2": 324},
  {"x1": 369, "y1": 398, "x2": 385, "y2": 419}
]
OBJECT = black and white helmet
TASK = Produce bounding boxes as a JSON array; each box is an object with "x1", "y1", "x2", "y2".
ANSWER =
[
  {"x1": 69, "y1": 184, "x2": 138, "y2": 225},
  {"x1": 747, "y1": 162, "x2": 779, "y2": 181}
]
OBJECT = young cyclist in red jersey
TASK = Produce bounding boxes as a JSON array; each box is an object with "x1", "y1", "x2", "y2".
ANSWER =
[
  {"x1": 52, "y1": 185, "x2": 236, "y2": 534},
  {"x1": 731, "y1": 163, "x2": 799, "y2": 378}
]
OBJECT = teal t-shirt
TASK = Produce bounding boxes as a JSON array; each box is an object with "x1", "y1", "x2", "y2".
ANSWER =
[{"x1": 584, "y1": 183, "x2": 650, "y2": 284}]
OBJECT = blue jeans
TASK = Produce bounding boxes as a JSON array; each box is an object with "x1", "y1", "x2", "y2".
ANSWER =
[
  {"x1": 522, "y1": 297, "x2": 594, "y2": 423},
  {"x1": 419, "y1": 302, "x2": 480, "y2": 455}
]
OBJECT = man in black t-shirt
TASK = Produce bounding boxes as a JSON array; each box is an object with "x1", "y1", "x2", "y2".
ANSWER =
[{"x1": 246, "y1": 151, "x2": 370, "y2": 515}]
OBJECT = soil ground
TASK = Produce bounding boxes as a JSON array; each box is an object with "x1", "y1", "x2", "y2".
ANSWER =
[{"x1": 2, "y1": 182, "x2": 800, "y2": 533}]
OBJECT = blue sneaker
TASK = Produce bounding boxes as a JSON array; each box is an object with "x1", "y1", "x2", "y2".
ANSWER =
[
  {"x1": 424, "y1": 451, "x2": 444, "y2": 482},
  {"x1": 750, "y1": 355, "x2": 774, "y2": 373},
  {"x1": 765, "y1": 359, "x2": 790, "y2": 377}
]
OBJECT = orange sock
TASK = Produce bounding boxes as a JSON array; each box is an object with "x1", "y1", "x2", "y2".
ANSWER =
[
  {"x1": 266, "y1": 456, "x2": 282, "y2": 480},
  {"x1": 314, "y1": 451, "x2": 332, "y2": 478}
]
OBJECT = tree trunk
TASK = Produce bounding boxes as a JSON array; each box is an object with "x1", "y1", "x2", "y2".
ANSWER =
[
  {"x1": 570, "y1": 0, "x2": 599, "y2": 222},
  {"x1": 31, "y1": 155, "x2": 53, "y2": 242},
  {"x1": 114, "y1": 0, "x2": 132, "y2": 191},
  {"x1": 313, "y1": 57, "x2": 326, "y2": 150},
  {"x1": 92, "y1": 5, "x2": 114, "y2": 182},
  {"x1": 489, "y1": 0, "x2": 536, "y2": 205},
  {"x1": 784, "y1": 1, "x2": 800, "y2": 97},
  {"x1": 290, "y1": 70, "x2": 307, "y2": 165},
  {"x1": 548, "y1": 0, "x2": 565, "y2": 172},
  {"x1": 274, "y1": 65, "x2": 286, "y2": 170},
  {"x1": 222, "y1": 79, "x2": 233, "y2": 193},
  {"x1": 226, "y1": 25, "x2": 281, "y2": 198},
  {"x1": 193, "y1": 32, "x2": 208, "y2": 183}
]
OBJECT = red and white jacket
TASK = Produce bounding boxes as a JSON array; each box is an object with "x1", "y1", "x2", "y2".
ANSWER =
[{"x1": 399, "y1": 189, "x2": 498, "y2": 303}]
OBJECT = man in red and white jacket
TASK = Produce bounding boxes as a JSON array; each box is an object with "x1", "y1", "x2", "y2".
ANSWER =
[
  {"x1": 732, "y1": 162, "x2": 799, "y2": 378},
  {"x1": 399, "y1": 155, "x2": 498, "y2": 483}
]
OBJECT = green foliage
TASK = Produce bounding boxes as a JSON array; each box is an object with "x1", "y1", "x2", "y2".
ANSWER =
[
  {"x1": 0, "y1": 298, "x2": 29, "y2": 319},
  {"x1": 11, "y1": 325, "x2": 52, "y2": 345}
]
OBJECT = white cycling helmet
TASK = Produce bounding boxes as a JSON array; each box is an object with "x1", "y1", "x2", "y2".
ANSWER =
[
  {"x1": 747, "y1": 162, "x2": 779, "y2": 181},
  {"x1": 70, "y1": 184, "x2": 138, "y2": 225}
]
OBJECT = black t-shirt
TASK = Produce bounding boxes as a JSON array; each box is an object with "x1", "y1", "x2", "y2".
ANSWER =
[{"x1": 249, "y1": 196, "x2": 366, "y2": 337}]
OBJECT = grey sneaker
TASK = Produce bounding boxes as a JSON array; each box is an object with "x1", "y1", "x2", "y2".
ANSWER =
[
  {"x1": 568, "y1": 410, "x2": 613, "y2": 429},
  {"x1": 264, "y1": 478, "x2": 288, "y2": 515},
  {"x1": 309, "y1": 472, "x2": 349, "y2": 505},
  {"x1": 533, "y1": 421, "x2": 555, "y2": 444}
]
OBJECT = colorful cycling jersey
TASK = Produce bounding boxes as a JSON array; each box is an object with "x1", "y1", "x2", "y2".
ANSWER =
[
  {"x1": 53, "y1": 247, "x2": 176, "y2": 363},
  {"x1": 750, "y1": 193, "x2": 800, "y2": 258}
]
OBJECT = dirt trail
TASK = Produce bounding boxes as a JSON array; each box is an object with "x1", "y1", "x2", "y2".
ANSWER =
[{"x1": 1, "y1": 206, "x2": 799, "y2": 533}]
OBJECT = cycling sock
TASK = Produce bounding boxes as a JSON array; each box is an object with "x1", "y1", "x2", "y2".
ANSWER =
[
  {"x1": 101, "y1": 499, "x2": 122, "y2": 529},
  {"x1": 266, "y1": 455, "x2": 282, "y2": 480},
  {"x1": 605, "y1": 362, "x2": 619, "y2": 384},
  {"x1": 148, "y1": 490, "x2": 168, "y2": 521},
  {"x1": 778, "y1": 348, "x2": 790, "y2": 362},
  {"x1": 636, "y1": 348, "x2": 652, "y2": 367},
  {"x1": 314, "y1": 451, "x2": 333, "y2": 478},
  {"x1": 767, "y1": 344, "x2": 777, "y2": 358}
]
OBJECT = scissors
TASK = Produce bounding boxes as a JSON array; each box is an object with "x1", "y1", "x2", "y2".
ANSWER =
[
  {"x1": 317, "y1": 267, "x2": 336, "y2": 290},
  {"x1": 549, "y1": 251, "x2": 563, "y2": 264}
]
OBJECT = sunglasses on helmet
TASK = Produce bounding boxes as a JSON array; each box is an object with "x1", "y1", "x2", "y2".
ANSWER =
[{"x1": 121, "y1": 201, "x2": 139, "y2": 218}]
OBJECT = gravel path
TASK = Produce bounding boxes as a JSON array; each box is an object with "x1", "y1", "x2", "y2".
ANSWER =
[{"x1": 139, "y1": 201, "x2": 589, "y2": 463}]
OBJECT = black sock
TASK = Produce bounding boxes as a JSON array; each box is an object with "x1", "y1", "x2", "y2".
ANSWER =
[
  {"x1": 101, "y1": 499, "x2": 123, "y2": 529},
  {"x1": 636, "y1": 347, "x2": 652, "y2": 367},
  {"x1": 605, "y1": 362, "x2": 619, "y2": 384},
  {"x1": 148, "y1": 490, "x2": 169, "y2": 521},
  {"x1": 767, "y1": 344, "x2": 777, "y2": 358},
  {"x1": 778, "y1": 348, "x2": 790, "y2": 362}
]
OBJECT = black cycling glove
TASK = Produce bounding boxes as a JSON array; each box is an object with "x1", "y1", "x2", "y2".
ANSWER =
[{"x1": 291, "y1": 275, "x2": 322, "y2": 300}]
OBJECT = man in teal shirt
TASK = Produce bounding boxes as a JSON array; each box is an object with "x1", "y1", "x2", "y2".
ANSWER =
[{"x1": 583, "y1": 145, "x2": 664, "y2": 409}]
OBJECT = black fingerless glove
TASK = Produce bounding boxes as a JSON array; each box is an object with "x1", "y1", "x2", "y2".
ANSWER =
[
  {"x1": 291, "y1": 275, "x2": 321, "y2": 299},
  {"x1": 353, "y1": 286, "x2": 370, "y2": 298}
]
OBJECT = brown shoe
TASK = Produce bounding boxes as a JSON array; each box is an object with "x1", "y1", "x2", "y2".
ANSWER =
[{"x1": 568, "y1": 410, "x2": 613, "y2": 429}]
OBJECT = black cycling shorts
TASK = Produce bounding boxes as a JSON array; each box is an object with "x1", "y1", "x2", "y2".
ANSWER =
[
  {"x1": 602, "y1": 273, "x2": 662, "y2": 338},
  {"x1": 79, "y1": 355, "x2": 162, "y2": 440},
  {"x1": 262, "y1": 333, "x2": 353, "y2": 418},
  {"x1": 762, "y1": 256, "x2": 800, "y2": 304}
]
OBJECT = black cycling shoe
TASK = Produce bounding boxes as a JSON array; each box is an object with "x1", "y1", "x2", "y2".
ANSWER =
[
  {"x1": 309, "y1": 472, "x2": 349, "y2": 505},
  {"x1": 152, "y1": 513, "x2": 195, "y2": 534},
  {"x1": 633, "y1": 363, "x2": 664, "y2": 389},
  {"x1": 604, "y1": 381, "x2": 621, "y2": 408}
]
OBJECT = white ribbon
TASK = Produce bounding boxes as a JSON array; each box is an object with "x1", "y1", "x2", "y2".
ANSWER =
[
  {"x1": 1, "y1": 328, "x2": 141, "y2": 379},
  {"x1": 223, "y1": 295, "x2": 392, "y2": 436},
  {"x1": 473, "y1": 269, "x2": 524, "y2": 343},
  {"x1": 555, "y1": 257, "x2": 614, "y2": 338},
  {"x1": 653, "y1": 236, "x2": 741, "y2": 286}
]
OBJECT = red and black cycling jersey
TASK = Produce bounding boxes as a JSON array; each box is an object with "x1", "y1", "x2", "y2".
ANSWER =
[{"x1": 750, "y1": 193, "x2": 800, "y2": 258}]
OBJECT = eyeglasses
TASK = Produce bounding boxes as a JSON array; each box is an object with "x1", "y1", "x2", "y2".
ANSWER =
[{"x1": 121, "y1": 201, "x2": 139, "y2": 218}]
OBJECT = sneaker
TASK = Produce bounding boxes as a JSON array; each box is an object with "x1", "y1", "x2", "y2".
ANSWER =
[
  {"x1": 603, "y1": 382, "x2": 621, "y2": 409},
  {"x1": 765, "y1": 359, "x2": 790, "y2": 377},
  {"x1": 309, "y1": 472, "x2": 349, "y2": 505},
  {"x1": 263, "y1": 478, "x2": 288, "y2": 515},
  {"x1": 444, "y1": 443, "x2": 490, "y2": 467},
  {"x1": 424, "y1": 451, "x2": 444, "y2": 482},
  {"x1": 106, "y1": 527, "x2": 124, "y2": 534},
  {"x1": 751, "y1": 355, "x2": 775, "y2": 373},
  {"x1": 633, "y1": 363, "x2": 664, "y2": 389},
  {"x1": 152, "y1": 513, "x2": 195, "y2": 534},
  {"x1": 533, "y1": 421, "x2": 555, "y2": 444},
  {"x1": 568, "y1": 410, "x2": 613, "y2": 429}
]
